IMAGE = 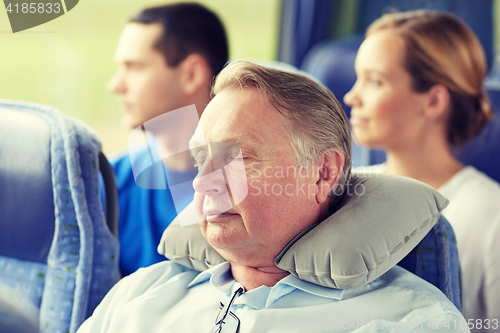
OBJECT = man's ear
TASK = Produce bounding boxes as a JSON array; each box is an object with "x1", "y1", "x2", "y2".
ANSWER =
[
  {"x1": 179, "y1": 53, "x2": 211, "y2": 96},
  {"x1": 315, "y1": 148, "x2": 345, "y2": 205},
  {"x1": 423, "y1": 84, "x2": 450, "y2": 120}
]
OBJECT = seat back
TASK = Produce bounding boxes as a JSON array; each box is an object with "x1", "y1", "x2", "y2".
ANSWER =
[
  {"x1": 280, "y1": 0, "x2": 494, "y2": 74},
  {"x1": 357, "y1": 0, "x2": 494, "y2": 69},
  {"x1": 301, "y1": 35, "x2": 363, "y2": 118},
  {"x1": 0, "y1": 285, "x2": 39, "y2": 333},
  {"x1": 0, "y1": 100, "x2": 119, "y2": 333},
  {"x1": 397, "y1": 216, "x2": 462, "y2": 311}
]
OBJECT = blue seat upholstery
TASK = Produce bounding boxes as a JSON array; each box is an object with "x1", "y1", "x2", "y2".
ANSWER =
[
  {"x1": 397, "y1": 216, "x2": 462, "y2": 311},
  {"x1": 357, "y1": 0, "x2": 494, "y2": 69},
  {"x1": 0, "y1": 285, "x2": 39, "y2": 333},
  {"x1": 301, "y1": 35, "x2": 363, "y2": 118},
  {"x1": 280, "y1": 0, "x2": 493, "y2": 74},
  {"x1": 0, "y1": 100, "x2": 119, "y2": 333}
]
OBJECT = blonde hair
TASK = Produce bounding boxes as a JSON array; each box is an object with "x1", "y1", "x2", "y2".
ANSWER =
[
  {"x1": 212, "y1": 60, "x2": 352, "y2": 192},
  {"x1": 367, "y1": 10, "x2": 493, "y2": 147}
]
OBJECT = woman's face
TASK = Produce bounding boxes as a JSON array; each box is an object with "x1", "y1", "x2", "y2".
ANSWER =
[{"x1": 344, "y1": 30, "x2": 428, "y2": 150}]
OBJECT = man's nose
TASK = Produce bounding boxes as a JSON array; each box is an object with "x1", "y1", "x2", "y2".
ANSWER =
[
  {"x1": 107, "y1": 70, "x2": 126, "y2": 94},
  {"x1": 192, "y1": 159, "x2": 228, "y2": 196}
]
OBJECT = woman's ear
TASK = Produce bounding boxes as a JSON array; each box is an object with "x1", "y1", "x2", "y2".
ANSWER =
[
  {"x1": 179, "y1": 53, "x2": 211, "y2": 96},
  {"x1": 424, "y1": 84, "x2": 450, "y2": 120},
  {"x1": 315, "y1": 148, "x2": 345, "y2": 205}
]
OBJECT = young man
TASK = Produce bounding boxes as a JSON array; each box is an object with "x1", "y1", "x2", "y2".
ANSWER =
[{"x1": 107, "y1": 3, "x2": 228, "y2": 276}]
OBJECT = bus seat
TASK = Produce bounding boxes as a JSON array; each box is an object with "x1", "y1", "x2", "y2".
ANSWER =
[
  {"x1": 0, "y1": 100, "x2": 119, "y2": 333},
  {"x1": 398, "y1": 215, "x2": 462, "y2": 312},
  {"x1": 0, "y1": 285, "x2": 39, "y2": 333},
  {"x1": 279, "y1": 0, "x2": 494, "y2": 71},
  {"x1": 356, "y1": 0, "x2": 494, "y2": 69},
  {"x1": 301, "y1": 35, "x2": 363, "y2": 119}
]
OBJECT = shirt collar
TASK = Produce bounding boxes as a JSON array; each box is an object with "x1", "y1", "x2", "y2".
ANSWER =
[
  {"x1": 187, "y1": 262, "x2": 344, "y2": 301},
  {"x1": 276, "y1": 274, "x2": 344, "y2": 301},
  {"x1": 187, "y1": 261, "x2": 234, "y2": 292}
]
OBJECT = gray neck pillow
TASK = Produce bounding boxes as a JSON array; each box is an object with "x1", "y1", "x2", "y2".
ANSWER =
[{"x1": 158, "y1": 173, "x2": 448, "y2": 289}]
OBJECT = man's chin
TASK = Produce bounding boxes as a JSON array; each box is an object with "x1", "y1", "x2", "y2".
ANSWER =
[
  {"x1": 205, "y1": 228, "x2": 241, "y2": 251},
  {"x1": 120, "y1": 112, "x2": 144, "y2": 130},
  {"x1": 121, "y1": 115, "x2": 136, "y2": 129}
]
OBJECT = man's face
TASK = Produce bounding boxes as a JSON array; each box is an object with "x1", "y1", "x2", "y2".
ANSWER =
[
  {"x1": 108, "y1": 23, "x2": 184, "y2": 129},
  {"x1": 190, "y1": 87, "x2": 322, "y2": 267}
]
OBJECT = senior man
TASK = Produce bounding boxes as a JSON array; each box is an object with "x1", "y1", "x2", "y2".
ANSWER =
[{"x1": 79, "y1": 61, "x2": 467, "y2": 332}]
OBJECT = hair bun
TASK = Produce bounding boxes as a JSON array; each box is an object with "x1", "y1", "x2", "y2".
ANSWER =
[{"x1": 473, "y1": 90, "x2": 494, "y2": 137}]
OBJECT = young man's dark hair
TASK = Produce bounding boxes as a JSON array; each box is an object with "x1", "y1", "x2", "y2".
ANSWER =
[{"x1": 131, "y1": 3, "x2": 228, "y2": 77}]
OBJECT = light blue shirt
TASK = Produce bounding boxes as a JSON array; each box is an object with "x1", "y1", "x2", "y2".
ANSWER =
[{"x1": 78, "y1": 261, "x2": 469, "y2": 332}]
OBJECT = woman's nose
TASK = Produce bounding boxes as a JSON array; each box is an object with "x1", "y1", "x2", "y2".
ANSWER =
[{"x1": 344, "y1": 85, "x2": 356, "y2": 107}]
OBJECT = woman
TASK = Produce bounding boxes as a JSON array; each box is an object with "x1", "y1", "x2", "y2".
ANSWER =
[{"x1": 344, "y1": 10, "x2": 500, "y2": 329}]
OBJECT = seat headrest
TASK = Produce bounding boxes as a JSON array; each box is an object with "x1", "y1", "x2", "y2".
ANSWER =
[{"x1": 0, "y1": 107, "x2": 55, "y2": 263}]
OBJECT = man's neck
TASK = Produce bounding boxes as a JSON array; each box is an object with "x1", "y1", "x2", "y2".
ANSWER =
[{"x1": 230, "y1": 262, "x2": 290, "y2": 291}]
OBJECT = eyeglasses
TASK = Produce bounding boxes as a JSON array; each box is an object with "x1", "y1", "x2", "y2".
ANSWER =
[{"x1": 209, "y1": 287, "x2": 244, "y2": 333}]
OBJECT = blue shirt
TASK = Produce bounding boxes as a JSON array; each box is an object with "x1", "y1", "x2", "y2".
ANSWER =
[
  {"x1": 110, "y1": 147, "x2": 196, "y2": 276},
  {"x1": 78, "y1": 261, "x2": 469, "y2": 332}
]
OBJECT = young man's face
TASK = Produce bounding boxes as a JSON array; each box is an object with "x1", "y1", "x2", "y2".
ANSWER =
[{"x1": 108, "y1": 23, "x2": 184, "y2": 129}]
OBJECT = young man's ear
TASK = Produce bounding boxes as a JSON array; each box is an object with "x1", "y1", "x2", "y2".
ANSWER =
[
  {"x1": 423, "y1": 84, "x2": 450, "y2": 120},
  {"x1": 315, "y1": 147, "x2": 345, "y2": 205},
  {"x1": 179, "y1": 53, "x2": 211, "y2": 96}
]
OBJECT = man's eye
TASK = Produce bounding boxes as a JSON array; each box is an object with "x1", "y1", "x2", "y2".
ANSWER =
[
  {"x1": 368, "y1": 78, "x2": 382, "y2": 87},
  {"x1": 226, "y1": 153, "x2": 246, "y2": 165},
  {"x1": 126, "y1": 63, "x2": 143, "y2": 70},
  {"x1": 193, "y1": 152, "x2": 209, "y2": 170},
  {"x1": 194, "y1": 158, "x2": 207, "y2": 171}
]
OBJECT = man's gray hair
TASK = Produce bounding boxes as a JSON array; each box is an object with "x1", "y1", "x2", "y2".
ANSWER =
[{"x1": 212, "y1": 60, "x2": 352, "y2": 193}]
